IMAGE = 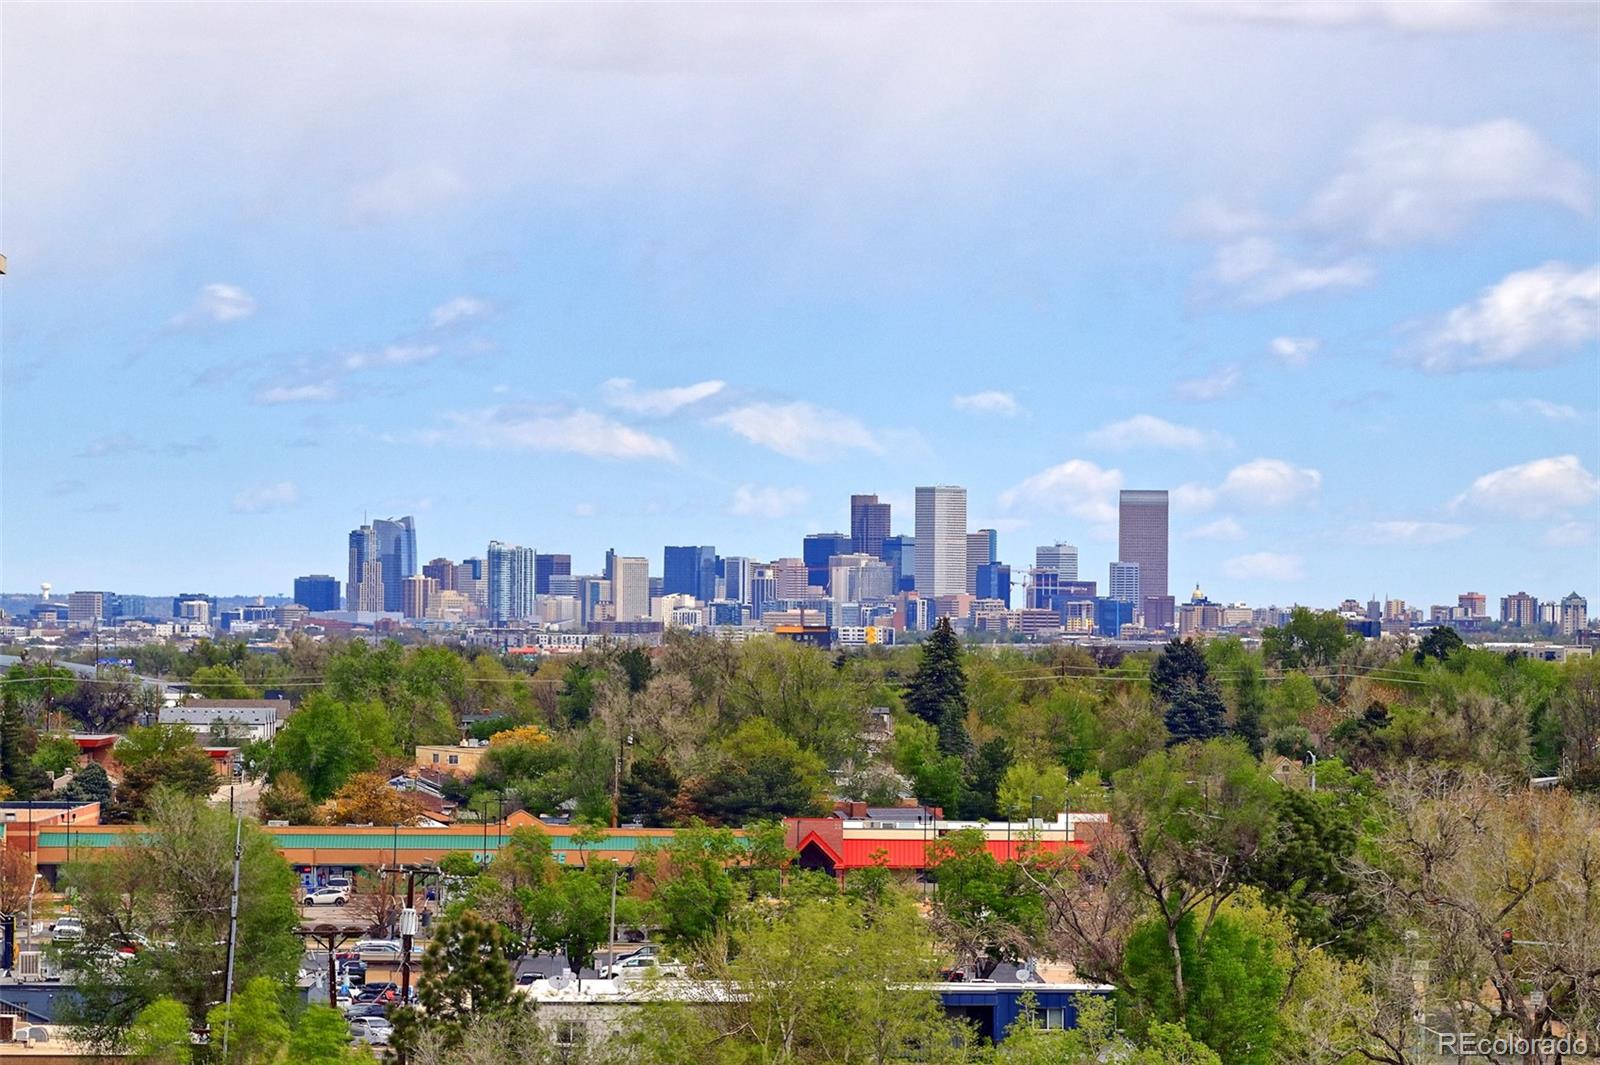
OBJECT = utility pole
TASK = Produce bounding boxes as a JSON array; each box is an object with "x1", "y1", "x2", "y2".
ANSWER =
[
  {"x1": 222, "y1": 816, "x2": 242, "y2": 1060},
  {"x1": 604, "y1": 859, "x2": 620, "y2": 979}
]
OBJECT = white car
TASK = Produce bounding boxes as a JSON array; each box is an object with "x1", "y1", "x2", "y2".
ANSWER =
[
  {"x1": 303, "y1": 887, "x2": 349, "y2": 906},
  {"x1": 354, "y1": 938, "x2": 406, "y2": 957},
  {"x1": 602, "y1": 954, "x2": 684, "y2": 980},
  {"x1": 349, "y1": 1016, "x2": 393, "y2": 1045},
  {"x1": 51, "y1": 918, "x2": 84, "y2": 942}
]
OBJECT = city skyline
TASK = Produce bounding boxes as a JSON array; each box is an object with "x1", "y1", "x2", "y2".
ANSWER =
[{"x1": 2, "y1": 5, "x2": 1597, "y2": 604}]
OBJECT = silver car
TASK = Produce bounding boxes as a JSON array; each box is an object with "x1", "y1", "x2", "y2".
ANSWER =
[{"x1": 349, "y1": 1016, "x2": 393, "y2": 1045}]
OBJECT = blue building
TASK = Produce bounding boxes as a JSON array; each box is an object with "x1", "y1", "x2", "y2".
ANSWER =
[
  {"x1": 1094, "y1": 597, "x2": 1134, "y2": 637},
  {"x1": 663, "y1": 545, "x2": 718, "y2": 602},
  {"x1": 534, "y1": 553, "x2": 571, "y2": 595},
  {"x1": 293, "y1": 574, "x2": 341, "y2": 612},
  {"x1": 802, "y1": 532, "x2": 853, "y2": 593},
  {"x1": 373, "y1": 516, "x2": 418, "y2": 613},
  {"x1": 881, "y1": 534, "x2": 917, "y2": 592},
  {"x1": 976, "y1": 562, "x2": 1011, "y2": 607}
]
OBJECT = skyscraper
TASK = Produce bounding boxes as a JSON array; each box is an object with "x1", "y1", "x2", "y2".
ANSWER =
[
  {"x1": 487, "y1": 541, "x2": 536, "y2": 623},
  {"x1": 1035, "y1": 543, "x2": 1079, "y2": 579},
  {"x1": 293, "y1": 575, "x2": 341, "y2": 612},
  {"x1": 372, "y1": 516, "x2": 417, "y2": 613},
  {"x1": 606, "y1": 551, "x2": 651, "y2": 621},
  {"x1": 402, "y1": 575, "x2": 439, "y2": 619},
  {"x1": 1500, "y1": 591, "x2": 1539, "y2": 627},
  {"x1": 534, "y1": 553, "x2": 572, "y2": 595},
  {"x1": 664, "y1": 546, "x2": 718, "y2": 603},
  {"x1": 850, "y1": 494, "x2": 892, "y2": 558},
  {"x1": 914, "y1": 486, "x2": 967, "y2": 597},
  {"x1": 422, "y1": 558, "x2": 458, "y2": 591},
  {"x1": 720, "y1": 556, "x2": 754, "y2": 605},
  {"x1": 1118, "y1": 489, "x2": 1169, "y2": 603},
  {"x1": 976, "y1": 562, "x2": 1011, "y2": 606},
  {"x1": 803, "y1": 533, "x2": 853, "y2": 592},
  {"x1": 347, "y1": 524, "x2": 378, "y2": 611},
  {"x1": 881, "y1": 535, "x2": 916, "y2": 592},
  {"x1": 966, "y1": 529, "x2": 997, "y2": 594},
  {"x1": 1109, "y1": 561, "x2": 1141, "y2": 604}
]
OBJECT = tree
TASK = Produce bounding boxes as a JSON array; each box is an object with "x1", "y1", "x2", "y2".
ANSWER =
[
  {"x1": 270, "y1": 694, "x2": 389, "y2": 801},
  {"x1": 1413, "y1": 625, "x2": 1464, "y2": 665},
  {"x1": 189, "y1": 664, "x2": 256, "y2": 699},
  {"x1": 928, "y1": 827, "x2": 1045, "y2": 977},
  {"x1": 31, "y1": 733, "x2": 80, "y2": 776},
  {"x1": 688, "y1": 718, "x2": 828, "y2": 824},
  {"x1": 63, "y1": 667, "x2": 146, "y2": 732},
  {"x1": 289, "y1": 1004, "x2": 366, "y2": 1064},
  {"x1": 63, "y1": 761, "x2": 114, "y2": 804},
  {"x1": 257, "y1": 772, "x2": 319, "y2": 825},
  {"x1": 1111, "y1": 741, "x2": 1279, "y2": 1016},
  {"x1": 997, "y1": 994, "x2": 1222, "y2": 1065},
  {"x1": 906, "y1": 618, "x2": 970, "y2": 755},
  {"x1": 998, "y1": 761, "x2": 1071, "y2": 821},
  {"x1": 61, "y1": 792, "x2": 302, "y2": 1046},
  {"x1": 1151, "y1": 639, "x2": 1228, "y2": 746},
  {"x1": 115, "y1": 724, "x2": 220, "y2": 814},
  {"x1": 621, "y1": 755, "x2": 681, "y2": 826},
  {"x1": 126, "y1": 998, "x2": 192, "y2": 1065},
  {"x1": 4, "y1": 660, "x2": 77, "y2": 726},
  {"x1": 391, "y1": 910, "x2": 517, "y2": 1053},
  {"x1": 324, "y1": 771, "x2": 423, "y2": 826},
  {"x1": 639, "y1": 825, "x2": 741, "y2": 949},
  {"x1": 1261, "y1": 607, "x2": 1352, "y2": 671},
  {"x1": 526, "y1": 865, "x2": 631, "y2": 979},
  {"x1": 205, "y1": 975, "x2": 289, "y2": 1065}
]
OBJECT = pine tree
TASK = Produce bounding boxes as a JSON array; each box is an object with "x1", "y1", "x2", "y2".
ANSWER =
[
  {"x1": 1152, "y1": 638, "x2": 1228, "y2": 746},
  {"x1": 906, "y1": 618, "x2": 970, "y2": 756}
]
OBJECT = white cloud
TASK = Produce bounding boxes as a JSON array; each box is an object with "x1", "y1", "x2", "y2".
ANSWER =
[
  {"x1": 1179, "y1": 458, "x2": 1322, "y2": 511},
  {"x1": 1544, "y1": 521, "x2": 1594, "y2": 548},
  {"x1": 730, "y1": 484, "x2": 810, "y2": 519},
  {"x1": 1174, "y1": 364, "x2": 1242, "y2": 402},
  {"x1": 574, "y1": 501, "x2": 597, "y2": 517},
  {"x1": 951, "y1": 391, "x2": 1022, "y2": 416},
  {"x1": 1222, "y1": 552, "x2": 1305, "y2": 582},
  {"x1": 341, "y1": 344, "x2": 441, "y2": 371},
  {"x1": 169, "y1": 282, "x2": 256, "y2": 327},
  {"x1": 1496, "y1": 398, "x2": 1579, "y2": 421},
  {"x1": 345, "y1": 162, "x2": 464, "y2": 225},
  {"x1": 1453, "y1": 454, "x2": 1599, "y2": 518},
  {"x1": 419, "y1": 406, "x2": 679, "y2": 462},
  {"x1": 231, "y1": 481, "x2": 298, "y2": 513},
  {"x1": 602, "y1": 377, "x2": 727, "y2": 416},
  {"x1": 1363, "y1": 520, "x2": 1471, "y2": 545},
  {"x1": 998, "y1": 459, "x2": 1123, "y2": 526},
  {"x1": 1085, "y1": 414, "x2": 1224, "y2": 451},
  {"x1": 1304, "y1": 121, "x2": 1592, "y2": 246},
  {"x1": 1210, "y1": 237, "x2": 1373, "y2": 305},
  {"x1": 1269, "y1": 336, "x2": 1319, "y2": 367},
  {"x1": 708, "y1": 401, "x2": 882, "y2": 461},
  {"x1": 1202, "y1": 1, "x2": 1592, "y2": 31},
  {"x1": 1184, "y1": 516, "x2": 1245, "y2": 541},
  {"x1": 1172, "y1": 197, "x2": 1270, "y2": 240},
  {"x1": 257, "y1": 382, "x2": 339, "y2": 404},
  {"x1": 1410, "y1": 262, "x2": 1600, "y2": 372},
  {"x1": 429, "y1": 296, "x2": 491, "y2": 329}
]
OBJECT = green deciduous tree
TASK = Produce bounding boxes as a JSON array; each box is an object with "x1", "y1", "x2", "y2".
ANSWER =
[
  {"x1": 928, "y1": 827, "x2": 1044, "y2": 977},
  {"x1": 269, "y1": 693, "x2": 390, "y2": 801},
  {"x1": 189, "y1": 664, "x2": 257, "y2": 699},
  {"x1": 205, "y1": 975, "x2": 289, "y2": 1065},
  {"x1": 126, "y1": 998, "x2": 192, "y2": 1065},
  {"x1": 639, "y1": 824, "x2": 741, "y2": 950},
  {"x1": 1261, "y1": 607, "x2": 1352, "y2": 671},
  {"x1": 689, "y1": 718, "x2": 828, "y2": 824},
  {"x1": 114, "y1": 724, "x2": 221, "y2": 814}
]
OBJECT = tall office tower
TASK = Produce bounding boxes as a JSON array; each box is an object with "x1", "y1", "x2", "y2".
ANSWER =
[
  {"x1": 422, "y1": 557, "x2": 458, "y2": 592},
  {"x1": 402, "y1": 575, "x2": 440, "y2": 619},
  {"x1": 882, "y1": 535, "x2": 916, "y2": 592},
  {"x1": 828, "y1": 553, "x2": 895, "y2": 605},
  {"x1": 966, "y1": 529, "x2": 997, "y2": 594},
  {"x1": 976, "y1": 562, "x2": 1011, "y2": 606},
  {"x1": 372, "y1": 516, "x2": 417, "y2": 613},
  {"x1": 1035, "y1": 542, "x2": 1079, "y2": 578},
  {"x1": 1109, "y1": 561, "x2": 1141, "y2": 604},
  {"x1": 457, "y1": 557, "x2": 488, "y2": 613},
  {"x1": 534, "y1": 553, "x2": 572, "y2": 595},
  {"x1": 605, "y1": 550, "x2": 651, "y2": 621},
  {"x1": 293, "y1": 575, "x2": 341, "y2": 612},
  {"x1": 347, "y1": 525, "x2": 378, "y2": 610},
  {"x1": 576, "y1": 576, "x2": 611, "y2": 625},
  {"x1": 1500, "y1": 591, "x2": 1539, "y2": 627},
  {"x1": 850, "y1": 494, "x2": 892, "y2": 558},
  {"x1": 486, "y1": 541, "x2": 536, "y2": 624},
  {"x1": 67, "y1": 591, "x2": 106, "y2": 625},
  {"x1": 803, "y1": 533, "x2": 853, "y2": 592},
  {"x1": 664, "y1": 546, "x2": 718, "y2": 603},
  {"x1": 1560, "y1": 592, "x2": 1588, "y2": 636},
  {"x1": 356, "y1": 559, "x2": 385, "y2": 612},
  {"x1": 748, "y1": 566, "x2": 777, "y2": 619},
  {"x1": 1118, "y1": 490, "x2": 1169, "y2": 619},
  {"x1": 720, "y1": 556, "x2": 754, "y2": 605},
  {"x1": 773, "y1": 557, "x2": 809, "y2": 598},
  {"x1": 1458, "y1": 592, "x2": 1487, "y2": 618},
  {"x1": 914, "y1": 486, "x2": 968, "y2": 597}
]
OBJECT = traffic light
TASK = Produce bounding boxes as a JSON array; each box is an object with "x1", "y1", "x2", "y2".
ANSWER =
[{"x1": 1501, "y1": 929, "x2": 1514, "y2": 956}]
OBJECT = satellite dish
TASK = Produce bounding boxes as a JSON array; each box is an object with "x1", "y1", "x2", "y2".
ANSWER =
[{"x1": 549, "y1": 973, "x2": 573, "y2": 992}]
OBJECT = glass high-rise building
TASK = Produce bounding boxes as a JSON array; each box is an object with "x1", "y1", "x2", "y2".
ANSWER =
[
  {"x1": 1035, "y1": 543, "x2": 1078, "y2": 579},
  {"x1": 1109, "y1": 561, "x2": 1141, "y2": 604},
  {"x1": 914, "y1": 485, "x2": 967, "y2": 597},
  {"x1": 347, "y1": 525, "x2": 378, "y2": 610},
  {"x1": 1118, "y1": 490, "x2": 1169, "y2": 602},
  {"x1": 882, "y1": 535, "x2": 916, "y2": 592},
  {"x1": 802, "y1": 533, "x2": 852, "y2": 593},
  {"x1": 372, "y1": 516, "x2": 417, "y2": 613},
  {"x1": 294, "y1": 574, "x2": 341, "y2": 612},
  {"x1": 976, "y1": 562, "x2": 1011, "y2": 606},
  {"x1": 487, "y1": 541, "x2": 536, "y2": 624},
  {"x1": 966, "y1": 529, "x2": 997, "y2": 594},
  {"x1": 850, "y1": 494, "x2": 891, "y2": 559},
  {"x1": 663, "y1": 545, "x2": 717, "y2": 603},
  {"x1": 534, "y1": 553, "x2": 571, "y2": 595}
]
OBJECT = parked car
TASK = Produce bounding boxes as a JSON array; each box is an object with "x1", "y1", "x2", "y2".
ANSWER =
[
  {"x1": 343, "y1": 1001, "x2": 389, "y2": 1020},
  {"x1": 354, "y1": 938, "x2": 402, "y2": 958},
  {"x1": 601, "y1": 954, "x2": 684, "y2": 980},
  {"x1": 302, "y1": 887, "x2": 349, "y2": 906},
  {"x1": 516, "y1": 970, "x2": 542, "y2": 986},
  {"x1": 349, "y1": 1016, "x2": 394, "y2": 1046},
  {"x1": 325, "y1": 875, "x2": 353, "y2": 892},
  {"x1": 352, "y1": 981, "x2": 399, "y2": 1004},
  {"x1": 51, "y1": 918, "x2": 84, "y2": 942}
]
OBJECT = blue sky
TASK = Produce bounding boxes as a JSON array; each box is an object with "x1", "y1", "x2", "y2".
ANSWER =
[{"x1": 2, "y1": 2, "x2": 1597, "y2": 606}]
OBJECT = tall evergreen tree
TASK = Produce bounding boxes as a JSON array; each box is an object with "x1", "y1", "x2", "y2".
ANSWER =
[
  {"x1": 906, "y1": 618, "x2": 970, "y2": 756},
  {"x1": 1151, "y1": 639, "x2": 1228, "y2": 746}
]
